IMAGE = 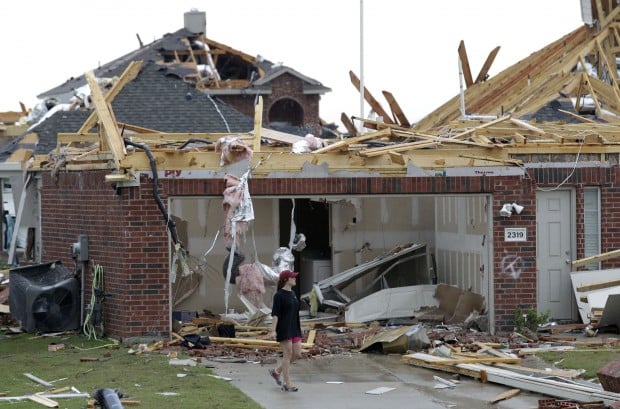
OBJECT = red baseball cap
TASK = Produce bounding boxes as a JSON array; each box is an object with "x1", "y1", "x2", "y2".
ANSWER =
[{"x1": 279, "y1": 270, "x2": 299, "y2": 281}]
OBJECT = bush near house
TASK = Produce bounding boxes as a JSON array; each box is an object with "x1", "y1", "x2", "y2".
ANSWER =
[{"x1": 514, "y1": 306, "x2": 550, "y2": 332}]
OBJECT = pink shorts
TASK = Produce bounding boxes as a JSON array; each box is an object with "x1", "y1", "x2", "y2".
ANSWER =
[{"x1": 291, "y1": 336, "x2": 302, "y2": 344}]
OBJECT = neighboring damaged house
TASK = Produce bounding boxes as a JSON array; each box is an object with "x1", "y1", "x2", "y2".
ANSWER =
[{"x1": 8, "y1": 2, "x2": 620, "y2": 340}]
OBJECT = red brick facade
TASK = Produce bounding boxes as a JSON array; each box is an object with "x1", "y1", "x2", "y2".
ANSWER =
[
  {"x1": 218, "y1": 72, "x2": 322, "y2": 136},
  {"x1": 38, "y1": 165, "x2": 620, "y2": 339}
]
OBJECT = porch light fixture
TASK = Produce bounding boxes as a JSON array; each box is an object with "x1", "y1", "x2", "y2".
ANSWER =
[{"x1": 499, "y1": 202, "x2": 524, "y2": 217}]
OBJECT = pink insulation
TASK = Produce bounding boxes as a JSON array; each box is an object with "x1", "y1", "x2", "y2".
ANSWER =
[
  {"x1": 215, "y1": 136, "x2": 253, "y2": 166},
  {"x1": 235, "y1": 263, "x2": 265, "y2": 307}
]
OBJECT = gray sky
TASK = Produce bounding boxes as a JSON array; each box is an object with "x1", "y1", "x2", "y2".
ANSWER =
[{"x1": 0, "y1": 1, "x2": 584, "y2": 127}]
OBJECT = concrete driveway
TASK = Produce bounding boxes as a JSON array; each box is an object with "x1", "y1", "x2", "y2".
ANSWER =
[{"x1": 213, "y1": 352, "x2": 545, "y2": 409}]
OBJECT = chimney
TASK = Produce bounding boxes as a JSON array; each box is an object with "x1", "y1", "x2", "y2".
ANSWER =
[{"x1": 184, "y1": 9, "x2": 206, "y2": 34}]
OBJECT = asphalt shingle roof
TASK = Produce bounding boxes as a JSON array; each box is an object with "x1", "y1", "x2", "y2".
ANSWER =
[
  {"x1": 111, "y1": 62, "x2": 253, "y2": 133},
  {"x1": 4, "y1": 27, "x2": 330, "y2": 161}
]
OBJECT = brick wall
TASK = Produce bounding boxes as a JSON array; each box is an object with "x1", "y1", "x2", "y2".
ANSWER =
[
  {"x1": 39, "y1": 166, "x2": 620, "y2": 338},
  {"x1": 41, "y1": 171, "x2": 174, "y2": 340},
  {"x1": 218, "y1": 72, "x2": 321, "y2": 135}
]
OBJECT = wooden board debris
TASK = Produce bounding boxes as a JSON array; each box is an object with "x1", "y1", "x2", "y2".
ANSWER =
[
  {"x1": 27, "y1": 394, "x2": 58, "y2": 408},
  {"x1": 349, "y1": 70, "x2": 394, "y2": 124},
  {"x1": 488, "y1": 388, "x2": 520, "y2": 403}
]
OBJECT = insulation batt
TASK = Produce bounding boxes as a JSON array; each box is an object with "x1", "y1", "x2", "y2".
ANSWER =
[
  {"x1": 292, "y1": 133, "x2": 326, "y2": 153},
  {"x1": 215, "y1": 136, "x2": 253, "y2": 166},
  {"x1": 222, "y1": 174, "x2": 249, "y2": 245},
  {"x1": 235, "y1": 263, "x2": 265, "y2": 307}
]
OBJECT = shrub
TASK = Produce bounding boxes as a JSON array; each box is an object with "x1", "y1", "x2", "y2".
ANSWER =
[{"x1": 514, "y1": 306, "x2": 550, "y2": 332}]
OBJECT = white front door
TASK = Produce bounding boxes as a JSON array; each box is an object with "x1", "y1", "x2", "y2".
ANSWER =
[{"x1": 536, "y1": 190, "x2": 575, "y2": 320}]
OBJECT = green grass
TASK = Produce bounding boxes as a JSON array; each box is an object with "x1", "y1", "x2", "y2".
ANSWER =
[
  {"x1": 537, "y1": 347, "x2": 620, "y2": 379},
  {"x1": 0, "y1": 332, "x2": 263, "y2": 409}
]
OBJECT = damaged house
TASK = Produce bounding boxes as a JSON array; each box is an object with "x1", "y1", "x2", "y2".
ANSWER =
[{"x1": 4, "y1": 1, "x2": 620, "y2": 340}]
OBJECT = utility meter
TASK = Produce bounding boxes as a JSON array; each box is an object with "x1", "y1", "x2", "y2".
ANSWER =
[{"x1": 71, "y1": 235, "x2": 89, "y2": 261}]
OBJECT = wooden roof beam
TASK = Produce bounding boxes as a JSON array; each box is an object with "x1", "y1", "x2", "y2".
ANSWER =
[
  {"x1": 588, "y1": 75, "x2": 620, "y2": 111},
  {"x1": 349, "y1": 70, "x2": 395, "y2": 124},
  {"x1": 510, "y1": 118, "x2": 545, "y2": 135},
  {"x1": 581, "y1": 75, "x2": 604, "y2": 115},
  {"x1": 458, "y1": 40, "x2": 474, "y2": 88},
  {"x1": 349, "y1": 116, "x2": 411, "y2": 133},
  {"x1": 78, "y1": 61, "x2": 143, "y2": 134},
  {"x1": 85, "y1": 71, "x2": 126, "y2": 169},
  {"x1": 596, "y1": 0, "x2": 606, "y2": 27},
  {"x1": 340, "y1": 113, "x2": 358, "y2": 136},
  {"x1": 475, "y1": 46, "x2": 501, "y2": 84},
  {"x1": 314, "y1": 128, "x2": 391, "y2": 154},
  {"x1": 600, "y1": 0, "x2": 620, "y2": 27},
  {"x1": 382, "y1": 91, "x2": 411, "y2": 127},
  {"x1": 253, "y1": 96, "x2": 263, "y2": 152},
  {"x1": 594, "y1": 39, "x2": 620, "y2": 106},
  {"x1": 450, "y1": 115, "x2": 511, "y2": 140}
]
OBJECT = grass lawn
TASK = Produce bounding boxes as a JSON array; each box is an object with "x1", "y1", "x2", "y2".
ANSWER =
[
  {"x1": 537, "y1": 346, "x2": 620, "y2": 379},
  {"x1": 0, "y1": 331, "x2": 263, "y2": 409}
]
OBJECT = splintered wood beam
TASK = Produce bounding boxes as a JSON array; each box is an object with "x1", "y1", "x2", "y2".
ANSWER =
[
  {"x1": 459, "y1": 154, "x2": 522, "y2": 166},
  {"x1": 458, "y1": 40, "x2": 474, "y2": 88},
  {"x1": 78, "y1": 61, "x2": 143, "y2": 134},
  {"x1": 382, "y1": 91, "x2": 411, "y2": 127},
  {"x1": 361, "y1": 140, "x2": 439, "y2": 157},
  {"x1": 117, "y1": 122, "x2": 161, "y2": 134},
  {"x1": 27, "y1": 394, "x2": 58, "y2": 408},
  {"x1": 349, "y1": 70, "x2": 395, "y2": 124},
  {"x1": 574, "y1": 68, "x2": 587, "y2": 113},
  {"x1": 388, "y1": 151, "x2": 405, "y2": 165},
  {"x1": 253, "y1": 96, "x2": 263, "y2": 152},
  {"x1": 85, "y1": 71, "x2": 126, "y2": 169},
  {"x1": 340, "y1": 112, "x2": 358, "y2": 136},
  {"x1": 450, "y1": 115, "x2": 511, "y2": 140},
  {"x1": 475, "y1": 46, "x2": 500, "y2": 84},
  {"x1": 558, "y1": 109, "x2": 596, "y2": 123},
  {"x1": 596, "y1": 0, "x2": 606, "y2": 28},
  {"x1": 576, "y1": 278, "x2": 620, "y2": 292},
  {"x1": 510, "y1": 118, "x2": 545, "y2": 135},
  {"x1": 572, "y1": 248, "x2": 620, "y2": 268},
  {"x1": 313, "y1": 128, "x2": 391, "y2": 153},
  {"x1": 595, "y1": 39, "x2": 620, "y2": 106},
  {"x1": 602, "y1": 3, "x2": 620, "y2": 27},
  {"x1": 588, "y1": 75, "x2": 620, "y2": 112}
]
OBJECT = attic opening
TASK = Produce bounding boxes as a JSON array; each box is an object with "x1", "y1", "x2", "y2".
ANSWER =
[
  {"x1": 215, "y1": 54, "x2": 256, "y2": 81},
  {"x1": 268, "y1": 98, "x2": 304, "y2": 126}
]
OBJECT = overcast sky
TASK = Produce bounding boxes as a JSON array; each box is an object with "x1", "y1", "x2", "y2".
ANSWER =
[{"x1": 0, "y1": 1, "x2": 584, "y2": 127}]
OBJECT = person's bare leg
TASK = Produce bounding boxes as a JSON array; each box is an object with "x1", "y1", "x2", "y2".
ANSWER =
[
  {"x1": 279, "y1": 340, "x2": 293, "y2": 386},
  {"x1": 290, "y1": 340, "x2": 302, "y2": 364}
]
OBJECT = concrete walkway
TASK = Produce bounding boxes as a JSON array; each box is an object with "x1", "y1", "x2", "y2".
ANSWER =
[{"x1": 213, "y1": 353, "x2": 545, "y2": 409}]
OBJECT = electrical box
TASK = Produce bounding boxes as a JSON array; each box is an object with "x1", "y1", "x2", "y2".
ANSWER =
[{"x1": 71, "y1": 235, "x2": 89, "y2": 262}]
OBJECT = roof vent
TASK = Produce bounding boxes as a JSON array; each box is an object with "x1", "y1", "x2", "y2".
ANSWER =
[{"x1": 184, "y1": 9, "x2": 206, "y2": 34}]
